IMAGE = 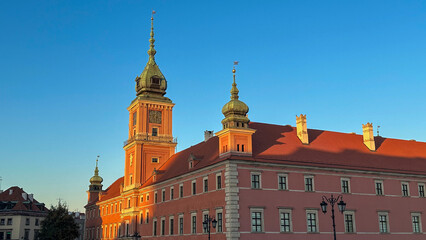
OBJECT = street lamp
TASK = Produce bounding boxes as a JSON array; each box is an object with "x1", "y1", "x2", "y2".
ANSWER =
[
  {"x1": 320, "y1": 194, "x2": 346, "y2": 240},
  {"x1": 203, "y1": 216, "x2": 217, "y2": 240}
]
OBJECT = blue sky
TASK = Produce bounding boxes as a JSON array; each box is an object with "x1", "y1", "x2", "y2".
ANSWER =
[{"x1": 1, "y1": 0, "x2": 425, "y2": 211}]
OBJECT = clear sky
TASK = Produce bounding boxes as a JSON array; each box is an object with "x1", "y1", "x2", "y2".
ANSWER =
[{"x1": 1, "y1": 0, "x2": 425, "y2": 212}]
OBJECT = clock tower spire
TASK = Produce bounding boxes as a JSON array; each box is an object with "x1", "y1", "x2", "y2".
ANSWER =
[{"x1": 124, "y1": 14, "x2": 176, "y2": 191}]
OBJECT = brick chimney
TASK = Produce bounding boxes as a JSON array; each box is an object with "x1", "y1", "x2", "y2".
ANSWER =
[
  {"x1": 362, "y1": 122, "x2": 376, "y2": 151},
  {"x1": 296, "y1": 114, "x2": 309, "y2": 145}
]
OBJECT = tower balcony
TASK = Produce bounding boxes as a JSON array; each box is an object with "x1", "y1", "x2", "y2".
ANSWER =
[{"x1": 123, "y1": 133, "x2": 177, "y2": 147}]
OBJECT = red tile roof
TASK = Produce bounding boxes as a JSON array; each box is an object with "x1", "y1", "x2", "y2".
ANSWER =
[
  {"x1": 101, "y1": 122, "x2": 426, "y2": 198},
  {"x1": 0, "y1": 186, "x2": 48, "y2": 212}
]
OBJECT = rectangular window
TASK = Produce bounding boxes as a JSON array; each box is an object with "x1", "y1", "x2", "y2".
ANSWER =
[
  {"x1": 305, "y1": 176, "x2": 314, "y2": 192},
  {"x1": 179, "y1": 216, "x2": 184, "y2": 235},
  {"x1": 341, "y1": 178, "x2": 350, "y2": 193},
  {"x1": 378, "y1": 213, "x2": 389, "y2": 233},
  {"x1": 217, "y1": 212, "x2": 223, "y2": 232},
  {"x1": 251, "y1": 173, "x2": 261, "y2": 189},
  {"x1": 170, "y1": 187, "x2": 174, "y2": 200},
  {"x1": 203, "y1": 213, "x2": 209, "y2": 233},
  {"x1": 7, "y1": 218, "x2": 12, "y2": 225},
  {"x1": 155, "y1": 192, "x2": 158, "y2": 203},
  {"x1": 152, "y1": 127, "x2": 158, "y2": 136},
  {"x1": 153, "y1": 219, "x2": 157, "y2": 236},
  {"x1": 141, "y1": 195, "x2": 144, "y2": 203},
  {"x1": 192, "y1": 180, "x2": 196, "y2": 195},
  {"x1": 278, "y1": 175, "x2": 287, "y2": 190},
  {"x1": 306, "y1": 211, "x2": 318, "y2": 232},
  {"x1": 180, "y1": 184, "x2": 184, "y2": 198},
  {"x1": 412, "y1": 213, "x2": 422, "y2": 233},
  {"x1": 0, "y1": 219, "x2": 4, "y2": 225},
  {"x1": 161, "y1": 219, "x2": 165, "y2": 235},
  {"x1": 217, "y1": 174, "x2": 222, "y2": 189},
  {"x1": 204, "y1": 178, "x2": 208, "y2": 192},
  {"x1": 140, "y1": 213, "x2": 144, "y2": 224},
  {"x1": 279, "y1": 209, "x2": 292, "y2": 232},
  {"x1": 25, "y1": 218, "x2": 30, "y2": 225},
  {"x1": 251, "y1": 211, "x2": 263, "y2": 232},
  {"x1": 162, "y1": 189, "x2": 166, "y2": 202},
  {"x1": 24, "y1": 229, "x2": 29, "y2": 240},
  {"x1": 344, "y1": 212, "x2": 355, "y2": 233},
  {"x1": 402, "y1": 182, "x2": 410, "y2": 197},
  {"x1": 170, "y1": 218, "x2": 174, "y2": 235},
  {"x1": 146, "y1": 211, "x2": 149, "y2": 224},
  {"x1": 192, "y1": 215, "x2": 197, "y2": 234},
  {"x1": 152, "y1": 157, "x2": 158, "y2": 163},
  {"x1": 375, "y1": 180, "x2": 384, "y2": 195},
  {"x1": 133, "y1": 112, "x2": 137, "y2": 126},
  {"x1": 419, "y1": 184, "x2": 425, "y2": 197}
]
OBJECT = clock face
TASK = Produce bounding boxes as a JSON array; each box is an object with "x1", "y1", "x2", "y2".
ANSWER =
[{"x1": 149, "y1": 110, "x2": 162, "y2": 124}]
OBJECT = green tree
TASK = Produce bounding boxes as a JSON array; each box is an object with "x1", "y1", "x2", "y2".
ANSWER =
[{"x1": 38, "y1": 202, "x2": 79, "y2": 240}]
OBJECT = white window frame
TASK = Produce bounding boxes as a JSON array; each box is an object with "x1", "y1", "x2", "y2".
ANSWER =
[
  {"x1": 170, "y1": 186, "x2": 174, "y2": 200},
  {"x1": 304, "y1": 175, "x2": 315, "y2": 192},
  {"x1": 378, "y1": 212, "x2": 389, "y2": 233},
  {"x1": 279, "y1": 208, "x2": 292, "y2": 232},
  {"x1": 178, "y1": 214, "x2": 184, "y2": 235},
  {"x1": 277, "y1": 173, "x2": 288, "y2": 190},
  {"x1": 341, "y1": 178, "x2": 351, "y2": 194},
  {"x1": 162, "y1": 188, "x2": 166, "y2": 202},
  {"x1": 192, "y1": 180, "x2": 197, "y2": 195},
  {"x1": 202, "y1": 210, "x2": 209, "y2": 233},
  {"x1": 306, "y1": 209, "x2": 318, "y2": 233},
  {"x1": 152, "y1": 218, "x2": 158, "y2": 236},
  {"x1": 343, "y1": 210, "x2": 356, "y2": 233},
  {"x1": 146, "y1": 210, "x2": 150, "y2": 224},
  {"x1": 418, "y1": 183, "x2": 425, "y2": 197},
  {"x1": 215, "y1": 208, "x2": 223, "y2": 233},
  {"x1": 375, "y1": 180, "x2": 384, "y2": 196},
  {"x1": 151, "y1": 156, "x2": 159, "y2": 163},
  {"x1": 179, "y1": 184, "x2": 184, "y2": 198},
  {"x1": 140, "y1": 195, "x2": 144, "y2": 203},
  {"x1": 154, "y1": 191, "x2": 158, "y2": 203},
  {"x1": 191, "y1": 212, "x2": 197, "y2": 234},
  {"x1": 251, "y1": 172, "x2": 262, "y2": 189},
  {"x1": 250, "y1": 207, "x2": 264, "y2": 233},
  {"x1": 169, "y1": 216, "x2": 175, "y2": 235},
  {"x1": 216, "y1": 172, "x2": 222, "y2": 190},
  {"x1": 401, "y1": 182, "x2": 410, "y2": 197},
  {"x1": 160, "y1": 217, "x2": 166, "y2": 236},
  {"x1": 203, "y1": 176, "x2": 209, "y2": 193},
  {"x1": 411, "y1": 212, "x2": 422, "y2": 233}
]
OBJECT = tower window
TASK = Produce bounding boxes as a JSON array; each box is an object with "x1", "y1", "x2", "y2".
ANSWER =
[
  {"x1": 151, "y1": 77, "x2": 161, "y2": 85},
  {"x1": 152, "y1": 128, "x2": 158, "y2": 136},
  {"x1": 152, "y1": 157, "x2": 159, "y2": 163},
  {"x1": 133, "y1": 112, "x2": 137, "y2": 126},
  {"x1": 237, "y1": 144, "x2": 240, "y2": 151},
  {"x1": 242, "y1": 145, "x2": 245, "y2": 152}
]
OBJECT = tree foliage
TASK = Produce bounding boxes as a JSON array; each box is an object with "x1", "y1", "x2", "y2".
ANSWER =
[{"x1": 38, "y1": 202, "x2": 79, "y2": 240}]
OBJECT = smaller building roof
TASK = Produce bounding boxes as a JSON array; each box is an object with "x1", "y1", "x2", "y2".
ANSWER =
[{"x1": 0, "y1": 186, "x2": 48, "y2": 213}]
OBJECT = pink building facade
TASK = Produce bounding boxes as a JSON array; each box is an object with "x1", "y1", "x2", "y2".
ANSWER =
[{"x1": 84, "y1": 17, "x2": 426, "y2": 240}]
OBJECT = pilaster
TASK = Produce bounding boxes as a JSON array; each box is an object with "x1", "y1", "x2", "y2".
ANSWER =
[{"x1": 224, "y1": 162, "x2": 240, "y2": 240}]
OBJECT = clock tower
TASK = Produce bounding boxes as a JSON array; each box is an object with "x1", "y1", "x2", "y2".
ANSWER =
[{"x1": 123, "y1": 16, "x2": 177, "y2": 191}]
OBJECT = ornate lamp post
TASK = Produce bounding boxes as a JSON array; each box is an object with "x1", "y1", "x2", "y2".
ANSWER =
[
  {"x1": 203, "y1": 216, "x2": 217, "y2": 240},
  {"x1": 320, "y1": 194, "x2": 346, "y2": 240}
]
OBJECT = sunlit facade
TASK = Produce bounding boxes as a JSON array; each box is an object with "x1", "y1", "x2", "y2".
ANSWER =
[{"x1": 84, "y1": 17, "x2": 426, "y2": 240}]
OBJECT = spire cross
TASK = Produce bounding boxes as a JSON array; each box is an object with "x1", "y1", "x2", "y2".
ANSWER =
[{"x1": 148, "y1": 10, "x2": 157, "y2": 60}]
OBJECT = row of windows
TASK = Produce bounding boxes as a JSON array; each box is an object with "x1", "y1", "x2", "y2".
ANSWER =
[
  {"x1": 250, "y1": 172, "x2": 426, "y2": 197},
  {"x1": 92, "y1": 173, "x2": 224, "y2": 218},
  {"x1": 0, "y1": 218, "x2": 12, "y2": 225},
  {"x1": 250, "y1": 209, "x2": 423, "y2": 234},
  {"x1": 24, "y1": 218, "x2": 40, "y2": 226},
  {"x1": 152, "y1": 211, "x2": 223, "y2": 236}
]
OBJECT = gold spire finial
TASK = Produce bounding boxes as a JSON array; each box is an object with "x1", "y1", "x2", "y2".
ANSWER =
[
  {"x1": 148, "y1": 10, "x2": 157, "y2": 60},
  {"x1": 231, "y1": 61, "x2": 239, "y2": 100},
  {"x1": 94, "y1": 155, "x2": 100, "y2": 176}
]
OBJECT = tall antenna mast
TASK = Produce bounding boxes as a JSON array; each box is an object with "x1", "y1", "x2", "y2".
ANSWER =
[
  {"x1": 0, "y1": 176, "x2": 2, "y2": 191},
  {"x1": 377, "y1": 125, "x2": 381, "y2": 136}
]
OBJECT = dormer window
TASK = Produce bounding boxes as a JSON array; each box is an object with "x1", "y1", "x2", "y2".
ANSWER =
[{"x1": 151, "y1": 77, "x2": 161, "y2": 89}]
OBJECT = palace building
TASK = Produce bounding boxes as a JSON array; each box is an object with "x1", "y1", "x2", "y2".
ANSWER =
[{"x1": 84, "y1": 16, "x2": 426, "y2": 240}]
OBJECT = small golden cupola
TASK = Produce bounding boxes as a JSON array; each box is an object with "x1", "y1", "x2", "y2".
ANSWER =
[
  {"x1": 89, "y1": 156, "x2": 103, "y2": 191},
  {"x1": 134, "y1": 15, "x2": 169, "y2": 101},
  {"x1": 216, "y1": 65, "x2": 256, "y2": 156}
]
